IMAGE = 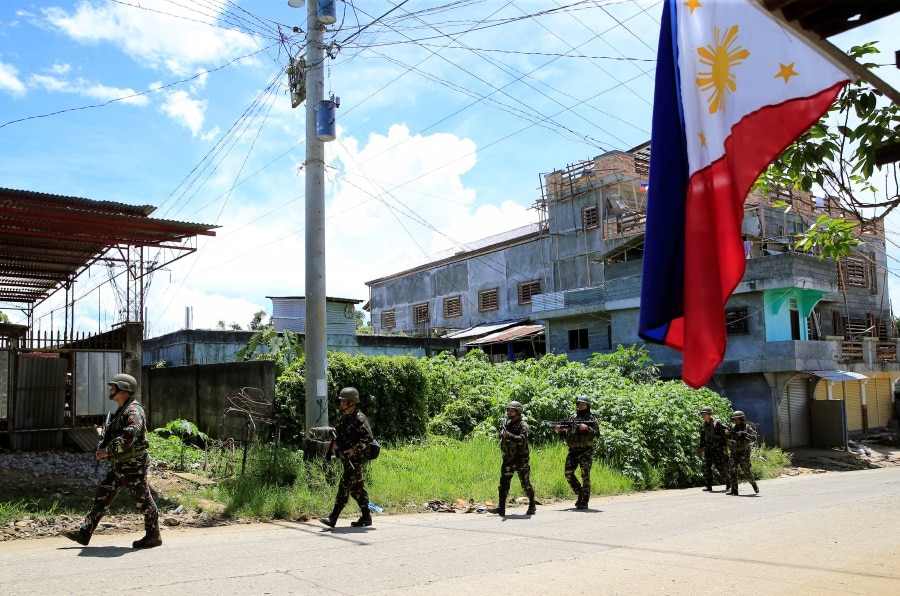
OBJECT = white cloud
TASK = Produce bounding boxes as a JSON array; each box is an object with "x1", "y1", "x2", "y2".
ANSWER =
[
  {"x1": 0, "y1": 61, "x2": 27, "y2": 97},
  {"x1": 28, "y1": 73, "x2": 149, "y2": 105},
  {"x1": 159, "y1": 89, "x2": 208, "y2": 136},
  {"x1": 44, "y1": 0, "x2": 261, "y2": 77},
  {"x1": 140, "y1": 123, "x2": 544, "y2": 332}
]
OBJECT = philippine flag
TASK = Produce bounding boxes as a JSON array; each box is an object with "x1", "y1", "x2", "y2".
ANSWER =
[{"x1": 638, "y1": 0, "x2": 850, "y2": 389}]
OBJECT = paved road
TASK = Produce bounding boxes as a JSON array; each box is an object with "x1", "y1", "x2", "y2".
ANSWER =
[{"x1": 2, "y1": 468, "x2": 899, "y2": 595}]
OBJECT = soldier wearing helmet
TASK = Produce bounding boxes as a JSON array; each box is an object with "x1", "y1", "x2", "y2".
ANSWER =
[
  {"x1": 489, "y1": 400, "x2": 537, "y2": 516},
  {"x1": 64, "y1": 373, "x2": 161, "y2": 549},
  {"x1": 319, "y1": 387, "x2": 376, "y2": 528},
  {"x1": 724, "y1": 410, "x2": 759, "y2": 496},
  {"x1": 698, "y1": 406, "x2": 730, "y2": 493},
  {"x1": 554, "y1": 395, "x2": 599, "y2": 510}
]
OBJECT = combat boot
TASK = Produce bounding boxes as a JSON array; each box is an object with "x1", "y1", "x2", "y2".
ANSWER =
[
  {"x1": 702, "y1": 484, "x2": 713, "y2": 491},
  {"x1": 319, "y1": 506, "x2": 341, "y2": 528},
  {"x1": 132, "y1": 530, "x2": 162, "y2": 549},
  {"x1": 729, "y1": 486, "x2": 739, "y2": 496},
  {"x1": 526, "y1": 499, "x2": 536, "y2": 516},
  {"x1": 751, "y1": 482, "x2": 759, "y2": 494},
  {"x1": 576, "y1": 488, "x2": 590, "y2": 510},
  {"x1": 488, "y1": 490, "x2": 507, "y2": 516},
  {"x1": 63, "y1": 527, "x2": 92, "y2": 546},
  {"x1": 350, "y1": 510, "x2": 372, "y2": 527}
]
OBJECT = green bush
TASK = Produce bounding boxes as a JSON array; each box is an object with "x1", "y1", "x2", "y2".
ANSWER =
[{"x1": 276, "y1": 351, "x2": 428, "y2": 444}]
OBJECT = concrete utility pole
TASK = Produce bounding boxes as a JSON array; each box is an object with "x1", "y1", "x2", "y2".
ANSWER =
[{"x1": 301, "y1": 1, "x2": 328, "y2": 432}]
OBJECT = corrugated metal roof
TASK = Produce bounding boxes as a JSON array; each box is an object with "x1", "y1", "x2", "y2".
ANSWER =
[
  {"x1": 0, "y1": 187, "x2": 218, "y2": 305},
  {"x1": 444, "y1": 320, "x2": 523, "y2": 340},
  {"x1": 465, "y1": 324, "x2": 544, "y2": 346},
  {"x1": 807, "y1": 370, "x2": 870, "y2": 382}
]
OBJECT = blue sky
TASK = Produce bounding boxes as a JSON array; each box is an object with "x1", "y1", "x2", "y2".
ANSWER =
[{"x1": 1, "y1": 1, "x2": 898, "y2": 336}]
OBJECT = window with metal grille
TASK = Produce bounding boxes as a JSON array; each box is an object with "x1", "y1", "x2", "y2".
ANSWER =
[
  {"x1": 838, "y1": 256, "x2": 869, "y2": 290},
  {"x1": 517, "y1": 280, "x2": 541, "y2": 305},
  {"x1": 582, "y1": 205, "x2": 599, "y2": 230},
  {"x1": 568, "y1": 328, "x2": 589, "y2": 350},
  {"x1": 413, "y1": 303, "x2": 429, "y2": 324},
  {"x1": 478, "y1": 288, "x2": 499, "y2": 312},
  {"x1": 725, "y1": 306, "x2": 749, "y2": 335},
  {"x1": 443, "y1": 295, "x2": 462, "y2": 318},
  {"x1": 380, "y1": 310, "x2": 395, "y2": 331}
]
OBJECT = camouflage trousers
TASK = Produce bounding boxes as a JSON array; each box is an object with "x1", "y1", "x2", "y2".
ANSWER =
[
  {"x1": 728, "y1": 451, "x2": 756, "y2": 488},
  {"x1": 564, "y1": 447, "x2": 593, "y2": 494},
  {"x1": 80, "y1": 454, "x2": 158, "y2": 535},
  {"x1": 499, "y1": 453, "x2": 534, "y2": 497},
  {"x1": 333, "y1": 459, "x2": 369, "y2": 514},
  {"x1": 702, "y1": 448, "x2": 730, "y2": 487}
]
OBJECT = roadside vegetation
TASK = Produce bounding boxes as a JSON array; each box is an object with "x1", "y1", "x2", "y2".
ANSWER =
[{"x1": 1, "y1": 347, "x2": 793, "y2": 528}]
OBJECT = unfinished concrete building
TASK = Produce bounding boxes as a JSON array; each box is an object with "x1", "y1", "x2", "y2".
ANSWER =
[{"x1": 366, "y1": 142, "x2": 900, "y2": 448}]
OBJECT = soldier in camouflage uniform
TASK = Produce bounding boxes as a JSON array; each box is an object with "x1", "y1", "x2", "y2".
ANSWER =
[
  {"x1": 555, "y1": 395, "x2": 599, "y2": 510},
  {"x1": 489, "y1": 401, "x2": 536, "y2": 516},
  {"x1": 63, "y1": 374, "x2": 161, "y2": 548},
  {"x1": 699, "y1": 406, "x2": 730, "y2": 492},
  {"x1": 725, "y1": 411, "x2": 759, "y2": 496},
  {"x1": 319, "y1": 387, "x2": 375, "y2": 528}
]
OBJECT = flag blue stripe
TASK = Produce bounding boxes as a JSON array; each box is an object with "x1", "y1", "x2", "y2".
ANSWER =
[{"x1": 638, "y1": 0, "x2": 689, "y2": 345}]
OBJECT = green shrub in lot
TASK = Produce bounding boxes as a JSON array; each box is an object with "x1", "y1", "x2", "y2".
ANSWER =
[
  {"x1": 421, "y1": 347, "x2": 731, "y2": 488},
  {"x1": 276, "y1": 352, "x2": 428, "y2": 445}
]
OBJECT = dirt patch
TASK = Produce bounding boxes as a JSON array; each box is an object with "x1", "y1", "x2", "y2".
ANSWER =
[
  {"x1": 0, "y1": 457, "x2": 250, "y2": 543},
  {"x1": 779, "y1": 440, "x2": 900, "y2": 477}
]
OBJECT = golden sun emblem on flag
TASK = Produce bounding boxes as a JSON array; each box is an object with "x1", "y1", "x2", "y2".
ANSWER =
[{"x1": 696, "y1": 24, "x2": 750, "y2": 114}]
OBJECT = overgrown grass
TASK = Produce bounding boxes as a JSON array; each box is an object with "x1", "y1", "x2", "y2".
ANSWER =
[
  {"x1": 184, "y1": 436, "x2": 638, "y2": 521},
  {"x1": 0, "y1": 436, "x2": 795, "y2": 527},
  {"x1": 752, "y1": 443, "x2": 793, "y2": 479}
]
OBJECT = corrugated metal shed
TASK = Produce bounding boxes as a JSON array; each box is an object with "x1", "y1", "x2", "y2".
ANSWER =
[{"x1": 0, "y1": 187, "x2": 217, "y2": 306}]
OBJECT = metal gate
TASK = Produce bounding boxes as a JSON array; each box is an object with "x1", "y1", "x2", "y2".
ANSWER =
[{"x1": 779, "y1": 376, "x2": 810, "y2": 448}]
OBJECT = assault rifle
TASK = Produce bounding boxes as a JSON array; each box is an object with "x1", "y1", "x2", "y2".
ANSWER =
[
  {"x1": 329, "y1": 428, "x2": 355, "y2": 470},
  {"x1": 95, "y1": 411, "x2": 112, "y2": 472},
  {"x1": 547, "y1": 418, "x2": 599, "y2": 432}
]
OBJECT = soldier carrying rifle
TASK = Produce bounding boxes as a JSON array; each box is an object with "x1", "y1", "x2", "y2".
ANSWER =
[
  {"x1": 489, "y1": 401, "x2": 537, "y2": 517},
  {"x1": 552, "y1": 395, "x2": 599, "y2": 510},
  {"x1": 63, "y1": 373, "x2": 160, "y2": 549}
]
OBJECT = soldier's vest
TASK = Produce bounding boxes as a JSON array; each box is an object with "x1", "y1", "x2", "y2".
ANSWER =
[
  {"x1": 565, "y1": 415, "x2": 598, "y2": 449},
  {"x1": 500, "y1": 418, "x2": 529, "y2": 457}
]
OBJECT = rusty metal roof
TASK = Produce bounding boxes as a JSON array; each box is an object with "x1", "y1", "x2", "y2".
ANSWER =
[
  {"x1": 0, "y1": 187, "x2": 217, "y2": 305},
  {"x1": 465, "y1": 324, "x2": 544, "y2": 346}
]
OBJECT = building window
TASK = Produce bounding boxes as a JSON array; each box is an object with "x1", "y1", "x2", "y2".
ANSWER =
[
  {"x1": 582, "y1": 205, "x2": 599, "y2": 230},
  {"x1": 725, "y1": 306, "x2": 749, "y2": 335},
  {"x1": 478, "y1": 288, "x2": 499, "y2": 312},
  {"x1": 443, "y1": 295, "x2": 462, "y2": 318},
  {"x1": 517, "y1": 280, "x2": 541, "y2": 305},
  {"x1": 381, "y1": 310, "x2": 395, "y2": 331},
  {"x1": 568, "y1": 328, "x2": 589, "y2": 350},
  {"x1": 413, "y1": 303, "x2": 430, "y2": 324},
  {"x1": 838, "y1": 256, "x2": 869, "y2": 290}
]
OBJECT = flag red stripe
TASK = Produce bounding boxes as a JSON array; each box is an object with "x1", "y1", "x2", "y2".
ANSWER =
[{"x1": 672, "y1": 82, "x2": 846, "y2": 388}]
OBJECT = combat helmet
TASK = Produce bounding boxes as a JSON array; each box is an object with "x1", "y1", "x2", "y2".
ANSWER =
[
  {"x1": 339, "y1": 387, "x2": 360, "y2": 404},
  {"x1": 575, "y1": 395, "x2": 591, "y2": 406},
  {"x1": 731, "y1": 410, "x2": 745, "y2": 420},
  {"x1": 506, "y1": 401, "x2": 524, "y2": 415},
  {"x1": 108, "y1": 373, "x2": 137, "y2": 393},
  {"x1": 699, "y1": 406, "x2": 712, "y2": 415}
]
